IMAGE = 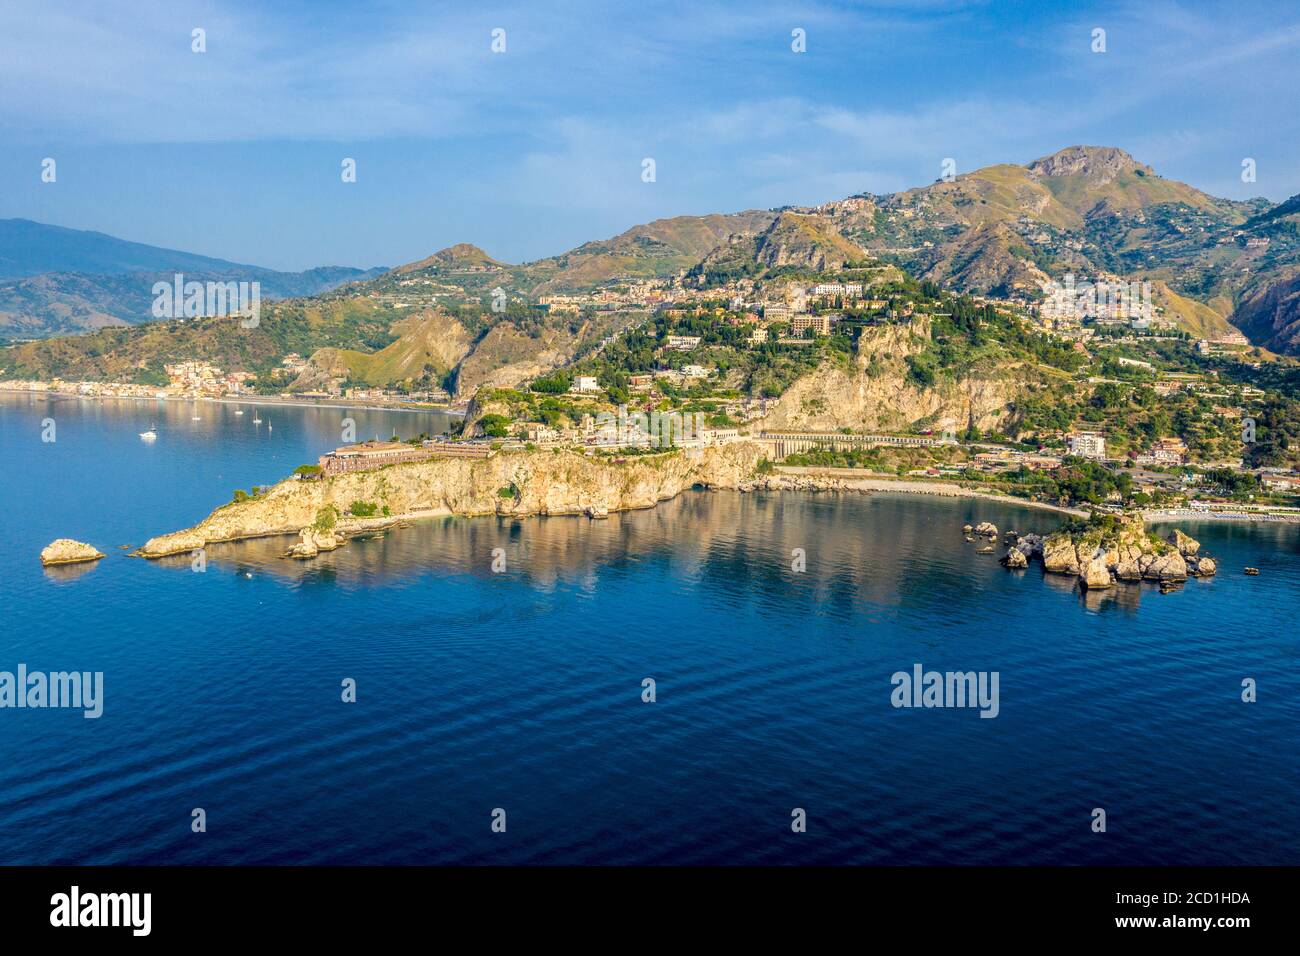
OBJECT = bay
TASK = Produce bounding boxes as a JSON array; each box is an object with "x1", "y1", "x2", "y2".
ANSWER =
[{"x1": 1, "y1": 392, "x2": 1297, "y2": 865}]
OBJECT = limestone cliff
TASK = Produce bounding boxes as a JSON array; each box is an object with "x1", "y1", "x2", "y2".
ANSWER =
[
  {"x1": 451, "y1": 321, "x2": 578, "y2": 399},
  {"x1": 759, "y1": 316, "x2": 1021, "y2": 432},
  {"x1": 137, "y1": 442, "x2": 773, "y2": 558}
]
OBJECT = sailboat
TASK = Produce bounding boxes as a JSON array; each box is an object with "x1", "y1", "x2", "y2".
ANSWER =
[
  {"x1": 252, "y1": 409, "x2": 262, "y2": 424},
  {"x1": 139, "y1": 424, "x2": 158, "y2": 440}
]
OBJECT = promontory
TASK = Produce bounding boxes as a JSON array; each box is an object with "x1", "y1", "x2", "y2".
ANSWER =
[{"x1": 135, "y1": 441, "x2": 840, "y2": 559}]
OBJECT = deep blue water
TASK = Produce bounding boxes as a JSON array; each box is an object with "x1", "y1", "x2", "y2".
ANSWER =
[{"x1": 2, "y1": 391, "x2": 1298, "y2": 865}]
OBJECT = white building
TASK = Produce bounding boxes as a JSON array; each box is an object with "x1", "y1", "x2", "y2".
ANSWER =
[
  {"x1": 1067, "y1": 432, "x2": 1107, "y2": 460},
  {"x1": 572, "y1": 376, "x2": 601, "y2": 393},
  {"x1": 665, "y1": 335, "x2": 701, "y2": 351},
  {"x1": 1116, "y1": 356, "x2": 1153, "y2": 371}
]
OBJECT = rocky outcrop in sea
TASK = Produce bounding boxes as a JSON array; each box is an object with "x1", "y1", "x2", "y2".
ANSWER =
[
  {"x1": 996, "y1": 512, "x2": 1216, "y2": 590},
  {"x1": 40, "y1": 539, "x2": 105, "y2": 566},
  {"x1": 285, "y1": 527, "x2": 345, "y2": 559}
]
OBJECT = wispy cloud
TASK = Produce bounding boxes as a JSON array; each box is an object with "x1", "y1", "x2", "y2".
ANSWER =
[{"x1": 0, "y1": 0, "x2": 1295, "y2": 269}]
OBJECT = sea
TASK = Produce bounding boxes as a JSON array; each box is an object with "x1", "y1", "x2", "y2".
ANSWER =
[{"x1": 1, "y1": 391, "x2": 1298, "y2": 865}]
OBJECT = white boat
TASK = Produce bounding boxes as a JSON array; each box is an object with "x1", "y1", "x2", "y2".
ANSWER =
[
  {"x1": 139, "y1": 425, "x2": 157, "y2": 440},
  {"x1": 253, "y1": 410, "x2": 262, "y2": 424},
  {"x1": 234, "y1": 408, "x2": 244, "y2": 415},
  {"x1": 191, "y1": 415, "x2": 201, "y2": 421}
]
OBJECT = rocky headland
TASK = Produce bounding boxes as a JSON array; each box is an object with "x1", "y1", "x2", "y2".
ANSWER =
[
  {"x1": 997, "y1": 512, "x2": 1216, "y2": 589},
  {"x1": 134, "y1": 441, "x2": 858, "y2": 560}
]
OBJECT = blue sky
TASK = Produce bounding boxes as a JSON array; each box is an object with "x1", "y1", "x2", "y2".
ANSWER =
[{"x1": 1, "y1": 0, "x2": 1297, "y2": 272}]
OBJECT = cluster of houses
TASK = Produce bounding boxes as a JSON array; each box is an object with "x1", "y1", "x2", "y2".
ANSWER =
[
  {"x1": 0, "y1": 377, "x2": 169, "y2": 400},
  {"x1": 0, "y1": 361, "x2": 256, "y2": 401},
  {"x1": 163, "y1": 361, "x2": 256, "y2": 397}
]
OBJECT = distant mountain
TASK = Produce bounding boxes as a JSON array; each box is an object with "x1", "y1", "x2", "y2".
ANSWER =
[
  {"x1": 0, "y1": 218, "x2": 385, "y2": 340},
  {"x1": 811, "y1": 146, "x2": 1300, "y2": 345},
  {"x1": 822, "y1": 146, "x2": 1258, "y2": 289},
  {"x1": 525, "y1": 211, "x2": 778, "y2": 291},
  {"x1": 393, "y1": 243, "x2": 507, "y2": 275},
  {"x1": 369, "y1": 212, "x2": 779, "y2": 298},
  {"x1": 0, "y1": 218, "x2": 265, "y2": 279},
  {"x1": 689, "y1": 210, "x2": 867, "y2": 285},
  {"x1": 0, "y1": 212, "x2": 775, "y2": 385},
  {"x1": 12, "y1": 145, "x2": 1300, "y2": 385}
]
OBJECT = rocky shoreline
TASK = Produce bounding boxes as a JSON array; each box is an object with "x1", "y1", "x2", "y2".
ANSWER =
[
  {"x1": 132, "y1": 442, "x2": 864, "y2": 561},
  {"x1": 85, "y1": 438, "x2": 1252, "y2": 575},
  {"x1": 114, "y1": 435, "x2": 1253, "y2": 574}
]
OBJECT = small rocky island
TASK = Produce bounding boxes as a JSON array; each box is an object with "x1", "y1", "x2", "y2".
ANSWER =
[
  {"x1": 992, "y1": 512, "x2": 1215, "y2": 589},
  {"x1": 285, "y1": 526, "x2": 345, "y2": 559},
  {"x1": 40, "y1": 539, "x2": 106, "y2": 566}
]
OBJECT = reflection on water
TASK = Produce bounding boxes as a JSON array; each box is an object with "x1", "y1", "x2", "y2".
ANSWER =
[
  {"x1": 187, "y1": 490, "x2": 1070, "y2": 607},
  {"x1": 41, "y1": 561, "x2": 103, "y2": 584},
  {"x1": 3, "y1": 393, "x2": 1300, "y2": 866},
  {"x1": 192, "y1": 491, "x2": 1203, "y2": 623}
]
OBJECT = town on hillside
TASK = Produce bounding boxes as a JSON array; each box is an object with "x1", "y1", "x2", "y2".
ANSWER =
[{"x1": 12, "y1": 255, "x2": 1288, "y2": 521}]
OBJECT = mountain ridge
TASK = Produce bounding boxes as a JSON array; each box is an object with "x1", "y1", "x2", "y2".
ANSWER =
[
  {"x1": 8, "y1": 145, "x2": 1300, "y2": 375},
  {"x1": 0, "y1": 218, "x2": 387, "y2": 340}
]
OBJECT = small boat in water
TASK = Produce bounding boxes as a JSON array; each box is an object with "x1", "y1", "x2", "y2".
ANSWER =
[
  {"x1": 253, "y1": 410, "x2": 262, "y2": 423},
  {"x1": 1244, "y1": 567, "x2": 1260, "y2": 576},
  {"x1": 191, "y1": 415, "x2": 201, "y2": 421},
  {"x1": 234, "y1": 408, "x2": 244, "y2": 415},
  {"x1": 139, "y1": 425, "x2": 157, "y2": 440}
]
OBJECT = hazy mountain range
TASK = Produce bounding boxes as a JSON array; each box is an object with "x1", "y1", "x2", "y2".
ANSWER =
[{"x1": 0, "y1": 218, "x2": 386, "y2": 339}]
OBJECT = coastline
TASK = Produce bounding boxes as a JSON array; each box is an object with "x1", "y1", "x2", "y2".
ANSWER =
[
  {"x1": 778, "y1": 466, "x2": 1300, "y2": 525},
  {"x1": 137, "y1": 444, "x2": 1300, "y2": 561},
  {"x1": 0, "y1": 386, "x2": 466, "y2": 417},
  {"x1": 774, "y1": 467, "x2": 1089, "y2": 517},
  {"x1": 132, "y1": 443, "x2": 824, "y2": 557},
  {"x1": 134, "y1": 444, "x2": 1099, "y2": 560}
]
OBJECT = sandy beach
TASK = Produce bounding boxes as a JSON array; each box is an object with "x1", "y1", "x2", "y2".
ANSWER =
[{"x1": 774, "y1": 467, "x2": 1089, "y2": 517}]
